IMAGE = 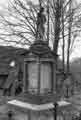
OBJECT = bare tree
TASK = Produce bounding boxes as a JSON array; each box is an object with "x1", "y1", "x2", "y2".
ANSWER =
[
  {"x1": 0, "y1": 0, "x2": 81, "y2": 59},
  {"x1": 0, "y1": 0, "x2": 38, "y2": 47},
  {"x1": 49, "y1": 0, "x2": 81, "y2": 72}
]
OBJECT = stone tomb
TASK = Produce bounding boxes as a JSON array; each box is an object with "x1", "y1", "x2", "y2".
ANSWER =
[{"x1": 7, "y1": 40, "x2": 72, "y2": 120}]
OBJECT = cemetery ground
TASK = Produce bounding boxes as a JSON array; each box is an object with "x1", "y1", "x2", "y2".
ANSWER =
[{"x1": 0, "y1": 92, "x2": 81, "y2": 119}]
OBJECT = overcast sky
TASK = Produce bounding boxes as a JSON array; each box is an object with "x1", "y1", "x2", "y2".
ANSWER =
[
  {"x1": 0, "y1": 0, "x2": 8, "y2": 4},
  {"x1": 0, "y1": 0, "x2": 81, "y2": 61}
]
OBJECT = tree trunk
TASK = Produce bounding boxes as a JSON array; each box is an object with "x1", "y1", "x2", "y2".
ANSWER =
[
  {"x1": 53, "y1": 0, "x2": 61, "y2": 55},
  {"x1": 62, "y1": 0, "x2": 65, "y2": 73},
  {"x1": 67, "y1": 0, "x2": 73, "y2": 74}
]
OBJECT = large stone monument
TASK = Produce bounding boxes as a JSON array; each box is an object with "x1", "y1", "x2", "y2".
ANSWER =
[
  {"x1": 7, "y1": 40, "x2": 72, "y2": 120},
  {"x1": 7, "y1": 6, "x2": 72, "y2": 120}
]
